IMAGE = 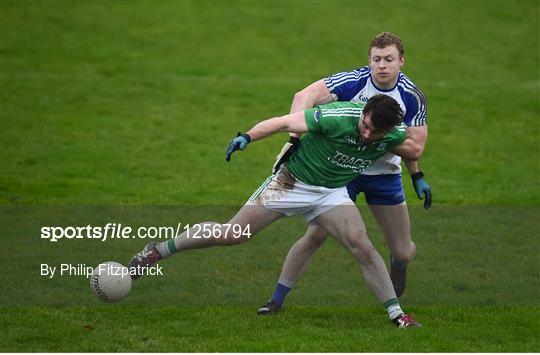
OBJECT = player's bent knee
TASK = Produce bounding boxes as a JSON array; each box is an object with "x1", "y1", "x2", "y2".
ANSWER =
[
  {"x1": 392, "y1": 242, "x2": 416, "y2": 263},
  {"x1": 391, "y1": 250, "x2": 412, "y2": 263},
  {"x1": 345, "y1": 234, "x2": 377, "y2": 262},
  {"x1": 305, "y1": 232, "x2": 327, "y2": 249}
]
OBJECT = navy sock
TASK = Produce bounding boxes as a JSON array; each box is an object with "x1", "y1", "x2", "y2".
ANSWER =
[
  {"x1": 270, "y1": 282, "x2": 291, "y2": 306},
  {"x1": 391, "y1": 256, "x2": 407, "y2": 269}
]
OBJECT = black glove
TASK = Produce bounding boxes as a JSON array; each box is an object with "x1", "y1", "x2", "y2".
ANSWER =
[{"x1": 272, "y1": 136, "x2": 300, "y2": 174}]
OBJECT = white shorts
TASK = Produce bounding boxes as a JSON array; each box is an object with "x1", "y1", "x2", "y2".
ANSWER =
[{"x1": 248, "y1": 166, "x2": 354, "y2": 222}]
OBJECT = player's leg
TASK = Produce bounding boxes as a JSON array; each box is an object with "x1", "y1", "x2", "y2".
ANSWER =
[
  {"x1": 369, "y1": 203, "x2": 415, "y2": 297},
  {"x1": 129, "y1": 203, "x2": 284, "y2": 278},
  {"x1": 369, "y1": 203, "x2": 415, "y2": 262},
  {"x1": 279, "y1": 224, "x2": 327, "y2": 286},
  {"x1": 314, "y1": 204, "x2": 395, "y2": 302},
  {"x1": 259, "y1": 175, "x2": 364, "y2": 314},
  {"x1": 314, "y1": 203, "x2": 420, "y2": 327},
  {"x1": 257, "y1": 224, "x2": 328, "y2": 314},
  {"x1": 363, "y1": 174, "x2": 415, "y2": 297}
]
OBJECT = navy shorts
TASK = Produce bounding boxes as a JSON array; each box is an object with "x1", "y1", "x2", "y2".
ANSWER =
[{"x1": 346, "y1": 174, "x2": 405, "y2": 205}]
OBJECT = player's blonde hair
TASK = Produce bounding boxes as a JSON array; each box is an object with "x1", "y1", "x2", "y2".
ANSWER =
[{"x1": 369, "y1": 32, "x2": 404, "y2": 58}]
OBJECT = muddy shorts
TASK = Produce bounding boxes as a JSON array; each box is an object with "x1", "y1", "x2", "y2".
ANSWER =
[{"x1": 248, "y1": 166, "x2": 354, "y2": 222}]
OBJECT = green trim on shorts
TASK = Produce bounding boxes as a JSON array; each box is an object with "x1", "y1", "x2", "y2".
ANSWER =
[{"x1": 249, "y1": 175, "x2": 273, "y2": 201}]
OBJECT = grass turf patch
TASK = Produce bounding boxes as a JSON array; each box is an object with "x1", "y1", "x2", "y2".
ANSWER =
[
  {"x1": 1, "y1": 306, "x2": 537, "y2": 352},
  {"x1": 0, "y1": 206, "x2": 538, "y2": 351}
]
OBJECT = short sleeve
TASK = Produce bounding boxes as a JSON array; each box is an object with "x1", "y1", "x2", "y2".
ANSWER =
[
  {"x1": 324, "y1": 67, "x2": 370, "y2": 102},
  {"x1": 304, "y1": 106, "x2": 346, "y2": 136},
  {"x1": 304, "y1": 108, "x2": 323, "y2": 133}
]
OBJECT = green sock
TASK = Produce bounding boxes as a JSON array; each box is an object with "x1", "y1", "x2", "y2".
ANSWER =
[{"x1": 156, "y1": 239, "x2": 177, "y2": 258}]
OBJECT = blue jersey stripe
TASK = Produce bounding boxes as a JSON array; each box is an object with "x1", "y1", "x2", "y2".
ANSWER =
[
  {"x1": 325, "y1": 67, "x2": 370, "y2": 91},
  {"x1": 398, "y1": 74, "x2": 427, "y2": 126},
  {"x1": 400, "y1": 85, "x2": 426, "y2": 126},
  {"x1": 338, "y1": 71, "x2": 370, "y2": 84}
]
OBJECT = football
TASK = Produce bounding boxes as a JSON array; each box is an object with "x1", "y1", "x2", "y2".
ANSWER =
[{"x1": 90, "y1": 261, "x2": 132, "y2": 302}]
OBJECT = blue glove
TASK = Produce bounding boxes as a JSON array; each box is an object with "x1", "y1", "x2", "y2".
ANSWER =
[
  {"x1": 411, "y1": 171, "x2": 432, "y2": 209},
  {"x1": 226, "y1": 132, "x2": 251, "y2": 161}
]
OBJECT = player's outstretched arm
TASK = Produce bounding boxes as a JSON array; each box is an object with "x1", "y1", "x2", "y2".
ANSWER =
[
  {"x1": 225, "y1": 111, "x2": 308, "y2": 161},
  {"x1": 247, "y1": 111, "x2": 308, "y2": 142}
]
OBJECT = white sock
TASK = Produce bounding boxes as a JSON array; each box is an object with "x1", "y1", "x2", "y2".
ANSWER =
[
  {"x1": 387, "y1": 303, "x2": 404, "y2": 320},
  {"x1": 155, "y1": 241, "x2": 172, "y2": 259}
]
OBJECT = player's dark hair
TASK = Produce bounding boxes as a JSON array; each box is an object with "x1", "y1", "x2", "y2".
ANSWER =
[
  {"x1": 369, "y1": 32, "x2": 404, "y2": 58},
  {"x1": 363, "y1": 94, "x2": 404, "y2": 131}
]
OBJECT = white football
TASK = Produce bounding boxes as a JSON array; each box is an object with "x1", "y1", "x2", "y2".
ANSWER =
[{"x1": 90, "y1": 261, "x2": 132, "y2": 302}]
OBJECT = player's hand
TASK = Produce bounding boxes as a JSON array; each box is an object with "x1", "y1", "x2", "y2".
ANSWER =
[
  {"x1": 226, "y1": 132, "x2": 251, "y2": 161},
  {"x1": 411, "y1": 171, "x2": 432, "y2": 209},
  {"x1": 272, "y1": 136, "x2": 300, "y2": 174}
]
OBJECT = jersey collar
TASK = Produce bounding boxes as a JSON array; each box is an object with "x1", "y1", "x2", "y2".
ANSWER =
[{"x1": 369, "y1": 73, "x2": 400, "y2": 92}]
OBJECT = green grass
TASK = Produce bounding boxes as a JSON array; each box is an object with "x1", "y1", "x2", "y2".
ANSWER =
[
  {"x1": 1, "y1": 205, "x2": 538, "y2": 351},
  {"x1": 1, "y1": 0, "x2": 539, "y2": 352},
  {"x1": 2, "y1": 306, "x2": 536, "y2": 352},
  {"x1": 1, "y1": 1, "x2": 538, "y2": 205}
]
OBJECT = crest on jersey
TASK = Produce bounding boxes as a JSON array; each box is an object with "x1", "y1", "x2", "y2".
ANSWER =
[
  {"x1": 377, "y1": 143, "x2": 387, "y2": 151},
  {"x1": 314, "y1": 109, "x2": 321, "y2": 122}
]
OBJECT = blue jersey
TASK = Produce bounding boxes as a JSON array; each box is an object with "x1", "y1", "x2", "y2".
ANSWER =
[{"x1": 324, "y1": 66, "x2": 427, "y2": 175}]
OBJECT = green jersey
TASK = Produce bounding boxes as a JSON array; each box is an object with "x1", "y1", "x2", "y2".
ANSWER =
[{"x1": 285, "y1": 101, "x2": 406, "y2": 188}]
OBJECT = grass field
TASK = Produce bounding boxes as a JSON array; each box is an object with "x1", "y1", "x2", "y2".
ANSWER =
[{"x1": 1, "y1": 0, "x2": 539, "y2": 352}]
